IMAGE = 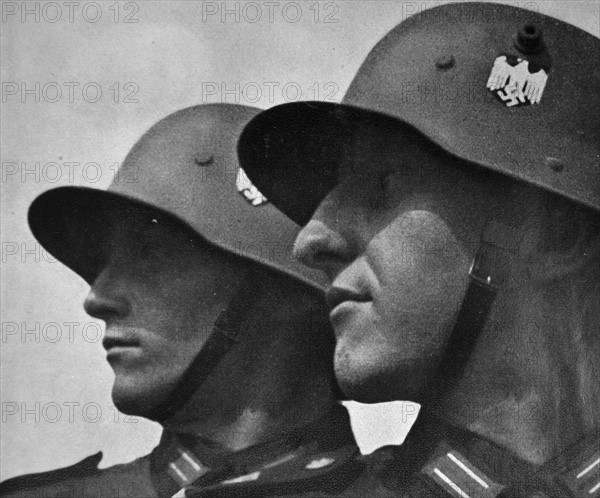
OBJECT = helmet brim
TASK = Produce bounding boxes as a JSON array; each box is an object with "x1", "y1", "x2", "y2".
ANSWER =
[
  {"x1": 28, "y1": 186, "x2": 197, "y2": 285},
  {"x1": 28, "y1": 184, "x2": 329, "y2": 291},
  {"x1": 237, "y1": 101, "x2": 423, "y2": 226}
]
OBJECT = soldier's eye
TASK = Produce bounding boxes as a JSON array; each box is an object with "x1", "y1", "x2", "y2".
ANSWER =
[
  {"x1": 368, "y1": 172, "x2": 395, "y2": 212},
  {"x1": 376, "y1": 171, "x2": 405, "y2": 213},
  {"x1": 138, "y1": 240, "x2": 160, "y2": 261},
  {"x1": 380, "y1": 171, "x2": 400, "y2": 195},
  {"x1": 380, "y1": 173, "x2": 390, "y2": 191}
]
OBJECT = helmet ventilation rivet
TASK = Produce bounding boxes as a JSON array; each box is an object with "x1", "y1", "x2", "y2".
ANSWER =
[
  {"x1": 435, "y1": 55, "x2": 455, "y2": 70},
  {"x1": 546, "y1": 157, "x2": 564, "y2": 172}
]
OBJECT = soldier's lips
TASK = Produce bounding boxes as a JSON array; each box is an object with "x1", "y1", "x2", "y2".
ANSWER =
[
  {"x1": 104, "y1": 338, "x2": 143, "y2": 363},
  {"x1": 102, "y1": 336, "x2": 141, "y2": 352},
  {"x1": 326, "y1": 287, "x2": 371, "y2": 330}
]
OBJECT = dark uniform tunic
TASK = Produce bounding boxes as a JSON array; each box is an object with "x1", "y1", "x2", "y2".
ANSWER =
[
  {"x1": 0, "y1": 404, "x2": 391, "y2": 498},
  {"x1": 6, "y1": 409, "x2": 596, "y2": 497}
]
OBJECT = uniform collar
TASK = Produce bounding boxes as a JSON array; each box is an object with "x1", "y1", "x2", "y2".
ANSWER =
[
  {"x1": 150, "y1": 404, "x2": 360, "y2": 498},
  {"x1": 376, "y1": 413, "x2": 599, "y2": 497}
]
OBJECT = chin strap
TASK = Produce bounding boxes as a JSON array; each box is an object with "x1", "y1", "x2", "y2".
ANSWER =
[
  {"x1": 149, "y1": 269, "x2": 264, "y2": 422},
  {"x1": 424, "y1": 221, "x2": 522, "y2": 404}
]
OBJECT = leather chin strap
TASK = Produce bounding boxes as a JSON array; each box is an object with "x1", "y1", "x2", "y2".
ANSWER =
[
  {"x1": 148, "y1": 270, "x2": 263, "y2": 423},
  {"x1": 424, "y1": 221, "x2": 521, "y2": 405}
]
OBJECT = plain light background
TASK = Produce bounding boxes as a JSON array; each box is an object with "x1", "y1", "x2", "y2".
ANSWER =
[{"x1": 1, "y1": 0, "x2": 598, "y2": 481}]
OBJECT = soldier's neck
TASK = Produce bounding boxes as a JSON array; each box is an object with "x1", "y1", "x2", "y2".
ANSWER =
[
  {"x1": 433, "y1": 284, "x2": 599, "y2": 466},
  {"x1": 161, "y1": 318, "x2": 337, "y2": 459}
]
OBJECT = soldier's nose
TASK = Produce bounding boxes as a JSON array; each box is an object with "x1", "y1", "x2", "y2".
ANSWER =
[
  {"x1": 293, "y1": 219, "x2": 353, "y2": 280},
  {"x1": 83, "y1": 274, "x2": 130, "y2": 321}
]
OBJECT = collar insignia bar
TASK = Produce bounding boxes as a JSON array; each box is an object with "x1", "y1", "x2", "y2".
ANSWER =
[
  {"x1": 423, "y1": 444, "x2": 504, "y2": 498},
  {"x1": 167, "y1": 447, "x2": 209, "y2": 489}
]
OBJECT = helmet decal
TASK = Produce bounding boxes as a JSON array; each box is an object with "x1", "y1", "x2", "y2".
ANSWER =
[
  {"x1": 236, "y1": 167, "x2": 269, "y2": 206},
  {"x1": 486, "y1": 55, "x2": 549, "y2": 107}
]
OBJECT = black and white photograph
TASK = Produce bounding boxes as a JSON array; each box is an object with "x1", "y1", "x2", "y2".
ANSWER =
[{"x1": 1, "y1": 1, "x2": 599, "y2": 496}]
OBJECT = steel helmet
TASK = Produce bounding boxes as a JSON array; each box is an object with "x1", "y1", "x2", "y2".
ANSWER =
[
  {"x1": 238, "y1": 2, "x2": 600, "y2": 224},
  {"x1": 29, "y1": 104, "x2": 327, "y2": 290}
]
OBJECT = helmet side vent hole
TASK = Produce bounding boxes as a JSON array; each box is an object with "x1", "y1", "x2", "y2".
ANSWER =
[
  {"x1": 194, "y1": 154, "x2": 215, "y2": 167},
  {"x1": 546, "y1": 157, "x2": 565, "y2": 173},
  {"x1": 435, "y1": 55, "x2": 455, "y2": 70}
]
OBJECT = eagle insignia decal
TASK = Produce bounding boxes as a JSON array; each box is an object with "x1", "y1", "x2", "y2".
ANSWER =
[
  {"x1": 236, "y1": 167, "x2": 268, "y2": 207},
  {"x1": 486, "y1": 55, "x2": 549, "y2": 107}
]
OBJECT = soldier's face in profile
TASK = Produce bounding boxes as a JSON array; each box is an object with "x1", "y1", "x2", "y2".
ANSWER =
[
  {"x1": 83, "y1": 210, "x2": 244, "y2": 417},
  {"x1": 294, "y1": 123, "x2": 480, "y2": 402}
]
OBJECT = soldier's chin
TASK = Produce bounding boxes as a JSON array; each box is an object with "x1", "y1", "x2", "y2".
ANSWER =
[
  {"x1": 111, "y1": 383, "x2": 164, "y2": 418},
  {"x1": 335, "y1": 364, "x2": 400, "y2": 403},
  {"x1": 334, "y1": 346, "x2": 393, "y2": 403},
  {"x1": 334, "y1": 345, "x2": 433, "y2": 403}
]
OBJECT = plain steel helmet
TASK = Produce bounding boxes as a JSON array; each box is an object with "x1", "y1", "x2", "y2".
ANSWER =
[
  {"x1": 28, "y1": 103, "x2": 327, "y2": 290},
  {"x1": 238, "y1": 2, "x2": 600, "y2": 225}
]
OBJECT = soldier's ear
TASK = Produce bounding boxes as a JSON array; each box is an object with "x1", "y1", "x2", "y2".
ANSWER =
[{"x1": 522, "y1": 192, "x2": 600, "y2": 282}]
